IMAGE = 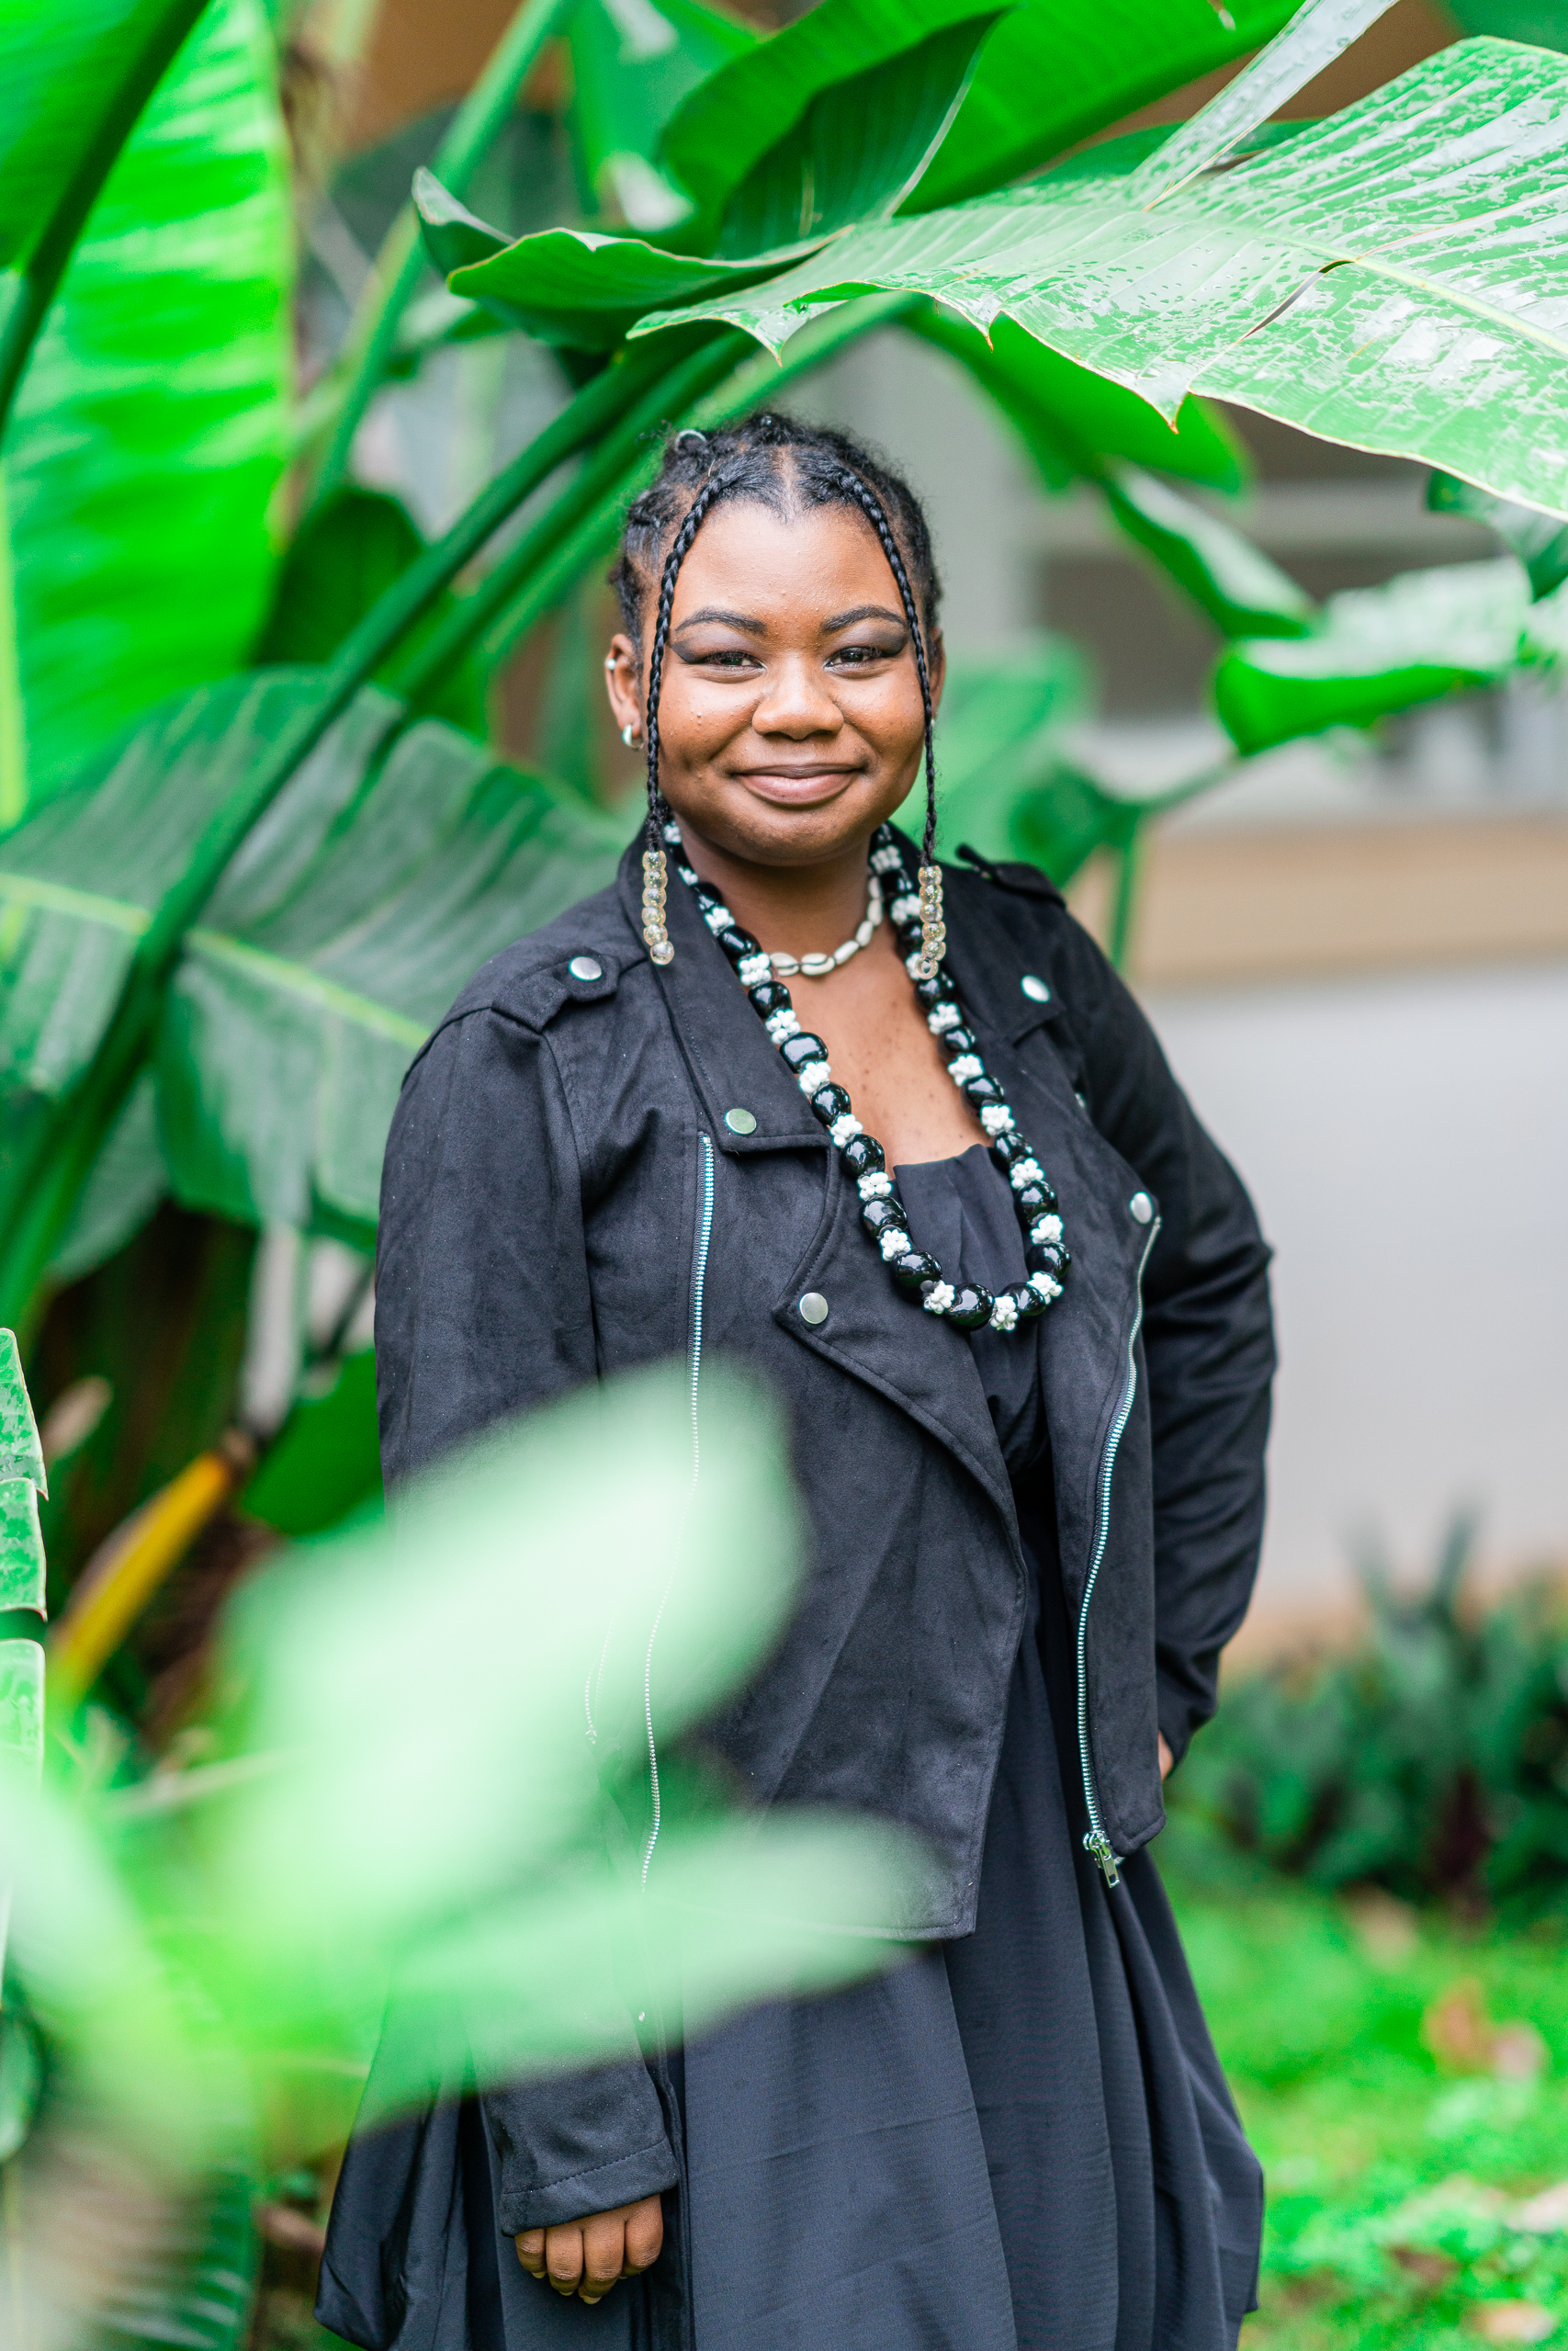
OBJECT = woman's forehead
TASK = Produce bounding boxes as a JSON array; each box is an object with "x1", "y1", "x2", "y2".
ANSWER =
[{"x1": 668, "y1": 498, "x2": 896, "y2": 619}]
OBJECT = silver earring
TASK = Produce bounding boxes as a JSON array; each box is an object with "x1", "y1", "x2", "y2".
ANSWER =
[{"x1": 622, "y1": 722, "x2": 637, "y2": 748}]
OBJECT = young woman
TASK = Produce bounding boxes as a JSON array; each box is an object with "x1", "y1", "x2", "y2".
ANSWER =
[{"x1": 319, "y1": 413, "x2": 1276, "y2": 2351}]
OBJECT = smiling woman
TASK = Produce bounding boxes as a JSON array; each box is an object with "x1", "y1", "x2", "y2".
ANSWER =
[{"x1": 318, "y1": 412, "x2": 1279, "y2": 2351}]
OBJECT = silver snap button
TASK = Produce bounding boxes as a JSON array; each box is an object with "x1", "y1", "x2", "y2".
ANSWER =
[
  {"x1": 1129, "y1": 1192, "x2": 1153, "y2": 1225},
  {"x1": 798, "y1": 1292, "x2": 829, "y2": 1327},
  {"x1": 1021, "y1": 974, "x2": 1051, "y2": 1002},
  {"x1": 568, "y1": 955, "x2": 603, "y2": 982},
  {"x1": 724, "y1": 1106, "x2": 757, "y2": 1136}
]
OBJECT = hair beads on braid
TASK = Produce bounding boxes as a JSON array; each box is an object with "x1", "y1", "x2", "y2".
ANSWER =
[{"x1": 619, "y1": 412, "x2": 943, "y2": 972}]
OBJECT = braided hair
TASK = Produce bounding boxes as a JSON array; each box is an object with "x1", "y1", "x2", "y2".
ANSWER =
[{"x1": 611, "y1": 413, "x2": 943, "y2": 877}]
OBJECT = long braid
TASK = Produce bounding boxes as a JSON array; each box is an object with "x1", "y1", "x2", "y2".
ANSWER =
[{"x1": 821, "y1": 463, "x2": 938, "y2": 874}]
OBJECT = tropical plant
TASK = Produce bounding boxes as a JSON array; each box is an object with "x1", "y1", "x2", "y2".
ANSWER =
[
  {"x1": 1174, "y1": 1515, "x2": 1568, "y2": 1916},
  {"x1": 1, "y1": 0, "x2": 1567, "y2": 1893},
  {"x1": 0, "y1": 1339, "x2": 918, "y2": 2350}
]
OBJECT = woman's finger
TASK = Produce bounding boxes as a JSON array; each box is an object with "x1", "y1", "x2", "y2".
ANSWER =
[
  {"x1": 545, "y1": 2223, "x2": 585, "y2": 2295},
  {"x1": 579, "y1": 2213, "x2": 627, "y2": 2303},
  {"x1": 513, "y1": 2229, "x2": 546, "y2": 2278},
  {"x1": 622, "y1": 2197, "x2": 665, "y2": 2275}
]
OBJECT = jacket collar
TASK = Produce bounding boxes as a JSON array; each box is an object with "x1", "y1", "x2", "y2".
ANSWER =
[{"x1": 615, "y1": 837, "x2": 827, "y2": 1158}]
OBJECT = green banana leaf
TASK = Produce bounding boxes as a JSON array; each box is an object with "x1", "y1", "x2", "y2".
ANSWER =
[
  {"x1": 908, "y1": 307, "x2": 1251, "y2": 494},
  {"x1": 567, "y1": 0, "x2": 756, "y2": 232},
  {"x1": 0, "y1": 0, "x2": 205, "y2": 274},
  {"x1": 659, "y1": 0, "x2": 1010, "y2": 254},
  {"x1": 254, "y1": 485, "x2": 488, "y2": 738},
  {"x1": 1214, "y1": 557, "x2": 1568, "y2": 752},
  {"x1": 1427, "y1": 470, "x2": 1568, "y2": 602},
  {"x1": 242, "y1": 1345, "x2": 381, "y2": 1539},
  {"x1": 0, "y1": 673, "x2": 625, "y2": 1256},
  {"x1": 910, "y1": 0, "x2": 1298, "y2": 211},
  {"x1": 1101, "y1": 464, "x2": 1313, "y2": 640},
  {"x1": 634, "y1": 42, "x2": 1568, "y2": 525},
  {"x1": 1128, "y1": 0, "x2": 1401, "y2": 204},
  {"x1": 0, "y1": 1328, "x2": 44, "y2": 1999},
  {"x1": 922, "y1": 637, "x2": 1088, "y2": 858},
  {"x1": 5, "y1": 0, "x2": 293, "y2": 806}
]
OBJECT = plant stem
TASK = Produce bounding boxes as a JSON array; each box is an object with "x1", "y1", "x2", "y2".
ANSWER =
[
  {"x1": 0, "y1": 342, "x2": 679, "y2": 1334},
  {"x1": 309, "y1": 0, "x2": 577, "y2": 506},
  {"x1": 0, "y1": 0, "x2": 209, "y2": 446},
  {"x1": 1108, "y1": 822, "x2": 1141, "y2": 973}
]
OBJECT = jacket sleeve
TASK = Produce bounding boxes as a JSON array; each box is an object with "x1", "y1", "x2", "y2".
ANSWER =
[
  {"x1": 1049, "y1": 919, "x2": 1276, "y2": 1765},
  {"x1": 376, "y1": 1006, "x2": 599, "y2": 1480},
  {"x1": 375, "y1": 1002, "x2": 679, "y2": 2229}
]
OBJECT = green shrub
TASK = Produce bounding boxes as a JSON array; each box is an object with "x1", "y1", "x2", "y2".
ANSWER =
[{"x1": 1176, "y1": 1519, "x2": 1568, "y2": 1915}]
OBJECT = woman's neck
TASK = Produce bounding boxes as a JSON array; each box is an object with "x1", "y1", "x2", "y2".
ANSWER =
[{"x1": 675, "y1": 821, "x2": 877, "y2": 962}]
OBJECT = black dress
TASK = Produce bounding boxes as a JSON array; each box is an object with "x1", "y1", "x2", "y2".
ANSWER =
[
  {"x1": 320, "y1": 1146, "x2": 1263, "y2": 2351},
  {"x1": 678, "y1": 1147, "x2": 1263, "y2": 2351}
]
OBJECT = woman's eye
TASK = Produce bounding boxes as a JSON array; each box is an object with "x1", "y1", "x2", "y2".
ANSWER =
[{"x1": 829, "y1": 642, "x2": 899, "y2": 668}]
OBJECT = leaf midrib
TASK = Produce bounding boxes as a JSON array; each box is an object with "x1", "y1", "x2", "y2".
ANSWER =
[{"x1": 183, "y1": 926, "x2": 429, "y2": 1051}]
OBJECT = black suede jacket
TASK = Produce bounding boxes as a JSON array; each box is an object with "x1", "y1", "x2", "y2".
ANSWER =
[{"x1": 339, "y1": 831, "x2": 1273, "y2": 2307}]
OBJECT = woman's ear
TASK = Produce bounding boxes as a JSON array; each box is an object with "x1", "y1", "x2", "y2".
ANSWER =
[
  {"x1": 927, "y1": 627, "x2": 946, "y2": 718},
  {"x1": 604, "y1": 634, "x2": 644, "y2": 740}
]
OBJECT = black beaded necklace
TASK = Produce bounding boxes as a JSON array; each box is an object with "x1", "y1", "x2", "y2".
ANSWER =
[{"x1": 671, "y1": 818, "x2": 1070, "y2": 1336}]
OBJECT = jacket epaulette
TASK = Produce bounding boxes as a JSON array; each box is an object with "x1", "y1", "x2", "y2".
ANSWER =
[{"x1": 953, "y1": 842, "x2": 1066, "y2": 907}]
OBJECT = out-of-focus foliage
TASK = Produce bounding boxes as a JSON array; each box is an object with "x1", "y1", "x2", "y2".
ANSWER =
[
  {"x1": 1176, "y1": 1520, "x2": 1568, "y2": 1916},
  {"x1": 0, "y1": 1325, "x2": 46, "y2": 1795},
  {"x1": 4, "y1": 1363, "x2": 919, "y2": 2346}
]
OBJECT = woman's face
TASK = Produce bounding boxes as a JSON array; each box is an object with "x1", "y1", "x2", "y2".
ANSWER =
[{"x1": 604, "y1": 495, "x2": 942, "y2": 871}]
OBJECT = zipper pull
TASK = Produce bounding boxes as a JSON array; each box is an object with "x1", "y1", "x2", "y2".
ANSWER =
[{"x1": 1083, "y1": 1829, "x2": 1122, "y2": 1887}]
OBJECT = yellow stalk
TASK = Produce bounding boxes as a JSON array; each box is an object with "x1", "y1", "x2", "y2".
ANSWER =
[{"x1": 49, "y1": 1432, "x2": 254, "y2": 1703}]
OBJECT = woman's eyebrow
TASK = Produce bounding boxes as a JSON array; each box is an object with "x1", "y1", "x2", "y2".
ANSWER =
[
  {"x1": 821, "y1": 604, "x2": 905, "y2": 632},
  {"x1": 672, "y1": 606, "x2": 767, "y2": 635}
]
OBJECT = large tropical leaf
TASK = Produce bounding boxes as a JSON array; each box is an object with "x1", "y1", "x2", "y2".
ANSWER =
[
  {"x1": 0, "y1": 0, "x2": 206, "y2": 275},
  {"x1": 908, "y1": 306, "x2": 1250, "y2": 493},
  {"x1": 1101, "y1": 465, "x2": 1313, "y2": 640},
  {"x1": 1214, "y1": 558, "x2": 1568, "y2": 752},
  {"x1": 1427, "y1": 470, "x2": 1568, "y2": 601},
  {"x1": 910, "y1": 0, "x2": 1298, "y2": 211},
  {"x1": 659, "y1": 0, "x2": 1010, "y2": 254},
  {"x1": 5, "y1": 0, "x2": 292, "y2": 805},
  {"x1": 567, "y1": 0, "x2": 756, "y2": 232},
  {"x1": 635, "y1": 43, "x2": 1568, "y2": 524},
  {"x1": 0, "y1": 673, "x2": 624, "y2": 1257}
]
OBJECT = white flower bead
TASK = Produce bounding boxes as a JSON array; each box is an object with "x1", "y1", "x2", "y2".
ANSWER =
[
  {"x1": 1029, "y1": 1214, "x2": 1063, "y2": 1247},
  {"x1": 677, "y1": 865, "x2": 699, "y2": 886},
  {"x1": 889, "y1": 894, "x2": 920, "y2": 925},
  {"x1": 879, "y1": 1227, "x2": 912, "y2": 1261},
  {"x1": 922, "y1": 1282, "x2": 955, "y2": 1316},
  {"x1": 989, "y1": 1295, "x2": 1019, "y2": 1332},
  {"x1": 947, "y1": 1055, "x2": 983, "y2": 1084},
  {"x1": 703, "y1": 903, "x2": 734, "y2": 933},
  {"x1": 871, "y1": 843, "x2": 903, "y2": 874},
  {"x1": 858, "y1": 1171, "x2": 893, "y2": 1200},
  {"x1": 765, "y1": 1010, "x2": 800, "y2": 1043},
  {"x1": 904, "y1": 950, "x2": 929, "y2": 978},
  {"x1": 795, "y1": 1059, "x2": 831, "y2": 1094},
  {"x1": 927, "y1": 1002, "x2": 962, "y2": 1035},
  {"x1": 1010, "y1": 1158, "x2": 1044, "y2": 1190},
  {"x1": 738, "y1": 953, "x2": 772, "y2": 987},
  {"x1": 829, "y1": 1113, "x2": 863, "y2": 1148},
  {"x1": 1029, "y1": 1272, "x2": 1062, "y2": 1303},
  {"x1": 980, "y1": 1104, "x2": 1015, "y2": 1136}
]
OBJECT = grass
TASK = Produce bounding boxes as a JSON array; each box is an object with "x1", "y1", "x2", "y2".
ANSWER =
[{"x1": 1161, "y1": 1814, "x2": 1568, "y2": 2348}]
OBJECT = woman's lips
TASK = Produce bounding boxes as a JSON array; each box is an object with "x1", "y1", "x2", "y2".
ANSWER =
[{"x1": 731, "y1": 767, "x2": 863, "y2": 808}]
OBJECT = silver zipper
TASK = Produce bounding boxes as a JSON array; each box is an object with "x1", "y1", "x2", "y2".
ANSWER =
[
  {"x1": 1076, "y1": 1216, "x2": 1160, "y2": 1887},
  {"x1": 641, "y1": 1130, "x2": 715, "y2": 1883}
]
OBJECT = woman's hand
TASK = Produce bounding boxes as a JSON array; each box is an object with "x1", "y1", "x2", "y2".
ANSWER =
[
  {"x1": 515, "y1": 2194, "x2": 664, "y2": 2304},
  {"x1": 1158, "y1": 1735, "x2": 1174, "y2": 1780}
]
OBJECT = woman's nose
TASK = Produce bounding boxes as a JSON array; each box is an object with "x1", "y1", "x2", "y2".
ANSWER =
[{"x1": 750, "y1": 655, "x2": 841, "y2": 738}]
